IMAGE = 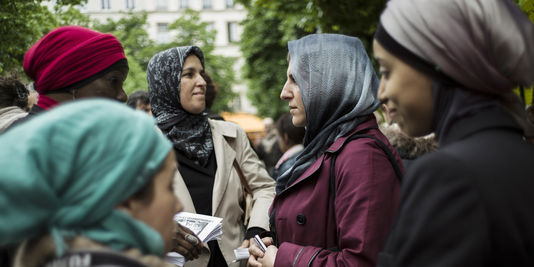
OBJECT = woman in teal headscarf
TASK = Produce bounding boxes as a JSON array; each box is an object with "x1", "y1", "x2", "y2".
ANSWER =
[{"x1": 0, "y1": 99, "x2": 182, "y2": 267}]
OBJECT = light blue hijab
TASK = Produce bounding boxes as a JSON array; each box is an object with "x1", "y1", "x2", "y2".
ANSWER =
[
  {"x1": 276, "y1": 34, "x2": 380, "y2": 193},
  {"x1": 0, "y1": 99, "x2": 173, "y2": 256}
]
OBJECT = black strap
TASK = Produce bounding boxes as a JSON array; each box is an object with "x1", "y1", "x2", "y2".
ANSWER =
[
  {"x1": 328, "y1": 130, "x2": 403, "y2": 251},
  {"x1": 306, "y1": 248, "x2": 324, "y2": 267}
]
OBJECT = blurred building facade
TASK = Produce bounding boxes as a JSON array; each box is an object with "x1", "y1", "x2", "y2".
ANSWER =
[{"x1": 82, "y1": 0, "x2": 255, "y2": 113}]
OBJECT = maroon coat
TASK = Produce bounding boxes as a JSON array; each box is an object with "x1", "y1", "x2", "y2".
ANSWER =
[{"x1": 271, "y1": 117, "x2": 402, "y2": 267}]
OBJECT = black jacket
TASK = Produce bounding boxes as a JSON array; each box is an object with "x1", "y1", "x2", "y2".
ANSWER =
[{"x1": 378, "y1": 108, "x2": 534, "y2": 267}]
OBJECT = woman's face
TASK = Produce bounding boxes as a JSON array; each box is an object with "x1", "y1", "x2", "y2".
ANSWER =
[
  {"x1": 75, "y1": 66, "x2": 129, "y2": 103},
  {"x1": 180, "y1": 55, "x2": 207, "y2": 114},
  {"x1": 373, "y1": 40, "x2": 434, "y2": 137},
  {"x1": 280, "y1": 65, "x2": 306, "y2": 127},
  {"x1": 125, "y1": 151, "x2": 183, "y2": 253}
]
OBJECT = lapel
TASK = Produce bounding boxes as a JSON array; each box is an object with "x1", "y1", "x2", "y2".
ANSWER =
[
  {"x1": 209, "y1": 120, "x2": 237, "y2": 216},
  {"x1": 280, "y1": 116, "x2": 378, "y2": 195}
]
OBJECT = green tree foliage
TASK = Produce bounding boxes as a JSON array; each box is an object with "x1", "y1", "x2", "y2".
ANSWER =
[
  {"x1": 93, "y1": 12, "x2": 155, "y2": 94},
  {"x1": 240, "y1": 7, "x2": 289, "y2": 119},
  {"x1": 238, "y1": 0, "x2": 386, "y2": 119},
  {"x1": 0, "y1": 0, "x2": 88, "y2": 75}
]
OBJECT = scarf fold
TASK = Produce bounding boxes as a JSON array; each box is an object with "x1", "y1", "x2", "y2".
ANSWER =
[
  {"x1": 276, "y1": 34, "x2": 380, "y2": 193},
  {"x1": 147, "y1": 46, "x2": 213, "y2": 166},
  {"x1": 0, "y1": 99, "x2": 172, "y2": 257},
  {"x1": 379, "y1": 0, "x2": 534, "y2": 138}
]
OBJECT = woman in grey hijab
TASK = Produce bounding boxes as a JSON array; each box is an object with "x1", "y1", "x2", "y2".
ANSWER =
[
  {"x1": 373, "y1": 0, "x2": 534, "y2": 266},
  {"x1": 147, "y1": 46, "x2": 275, "y2": 267},
  {"x1": 248, "y1": 34, "x2": 402, "y2": 267}
]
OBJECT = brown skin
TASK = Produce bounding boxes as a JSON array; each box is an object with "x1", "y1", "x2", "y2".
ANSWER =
[
  {"x1": 120, "y1": 151, "x2": 186, "y2": 253},
  {"x1": 373, "y1": 40, "x2": 434, "y2": 137},
  {"x1": 136, "y1": 101, "x2": 152, "y2": 116},
  {"x1": 180, "y1": 56, "x2": 207, "y2": 115},
  {"x1": 46, "y1": 66, "x2": 128, "y2": 103}
]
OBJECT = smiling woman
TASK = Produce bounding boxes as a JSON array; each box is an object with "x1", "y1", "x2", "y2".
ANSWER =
[{"x1": 373, "y1": 0, "x2": 534, "y2": 266}]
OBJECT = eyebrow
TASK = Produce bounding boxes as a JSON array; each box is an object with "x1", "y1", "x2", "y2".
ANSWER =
[{"x1": 182, "y1": 67, "x2": 204, "y2": 73}]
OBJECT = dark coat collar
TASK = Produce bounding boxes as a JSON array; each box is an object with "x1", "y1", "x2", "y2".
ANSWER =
[{"x1": 440, "y1": 107, "x2": 522, "y2": 147}]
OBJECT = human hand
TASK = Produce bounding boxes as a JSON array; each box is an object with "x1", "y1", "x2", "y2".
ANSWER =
[
  {"x1": 172, "y1": 223, "x2": 204, "y2": 261},
  {"x1": 247, "y1": 237, "x2": 273, "y2": 267},
  {"x1": 257, "y1": 245, "x2": 277, "y2": 267},
  {"x1": 239, "y1": 238, "x2": 252, "y2": 248}
]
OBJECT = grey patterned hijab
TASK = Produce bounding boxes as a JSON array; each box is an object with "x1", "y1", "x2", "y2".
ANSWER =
[
  {"x1": 276, "y1": 34, "x2": 380, "y2": 193},
  {"x1": 147, "y1": 46, "x2": 213, "y2": 166}
]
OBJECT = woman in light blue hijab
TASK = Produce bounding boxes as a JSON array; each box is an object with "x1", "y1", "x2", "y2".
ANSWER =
[
  {"x1": 0, "y1": 99, "x2": 181, "y2": 267},
  {"x1": 249, "y1": 34, "x2": 403, "y2": 267}
]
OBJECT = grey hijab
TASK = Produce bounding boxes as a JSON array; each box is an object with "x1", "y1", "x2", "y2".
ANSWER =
[
  {"x1": 276, "y1": 34, "x2": 380, "y2": 193},
  {"x1": 379, "y1": 0, "x2": 534, "y2": 138},
  {"x1": 147, "y1": 46, "x2": 213, "y2": 166}
]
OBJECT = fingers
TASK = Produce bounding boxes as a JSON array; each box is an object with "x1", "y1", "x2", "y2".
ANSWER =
[
  {"x1": 240, "y1": 239, "x2": 250, "y2": 248},
  {"x1": 173, "y1": 223, "x2": 203, "y2": 261},
  {"x1": 262, "y1": 237, "x2": 273, "y2": 246},
  {"x1": 248, "y1": 240, "x2": 265, "y2": 258},
  {"x1": 248, "y1": 254, "x2": 262, "y2": 267}
]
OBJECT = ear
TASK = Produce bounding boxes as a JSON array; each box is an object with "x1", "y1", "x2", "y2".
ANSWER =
[{"x1": 116, "y1": 197, "x2": 138, "y2": 216}]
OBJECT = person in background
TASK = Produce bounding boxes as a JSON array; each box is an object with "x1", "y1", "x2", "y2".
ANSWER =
[
  {"x1": 202, "y1": 71, "x2": 224, "y2": 121},
  {"x1": 255, "y1": 118, "x2": 283, "y2": 174},
  {"x1": 11, "y1": 25, "x2": 128, "y2": 126},
  {"x1": 378, "y1": 104, "x2": 438, "y2": 170},
  {"x1": 0, "y1": 76, "x2": 29, "y2": 133},
  {"x1": 271, "y1": 113, "x2": 305, "y2": 180},
  {"x1": 25, "y1": 82, "x2": 38, "y2": 111},
  {"x1": 373, "y1": 0, "x2": 534, "y2": 265},
  {"x1": 127, "y1": 90, "x2": 152, "y2": 115},
  {"x1": 147, "y1": 46, "x2": 275, "y2": 267},
  {"x1": 249, "y1": 34, "x2": 402, "y2": 267},
  {"x1": 0, "y1": 99, "x2": 181, "y2": 267}
]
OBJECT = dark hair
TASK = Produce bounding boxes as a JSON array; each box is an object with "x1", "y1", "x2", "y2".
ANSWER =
[
  {"x1": 202, "y1": 71, "x2": 218, "y2": 109},
  {"x1": 0, "y1": 76, "x2": 28, "y2": 109},
  {"x1": 127, "y1": 90, "x2": 150, "y2": 109},
  {"x1": 276, "y1": 113, "x2": 305, "y2": 146}
]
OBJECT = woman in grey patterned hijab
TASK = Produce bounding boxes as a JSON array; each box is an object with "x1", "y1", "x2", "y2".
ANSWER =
[
  {"x1": 147, "y1": 46, "x2": 213, "y2": 166},
  {"x1": 249, "y1": 34, "x2": 402, "y2": 267},
  {"x1": 275, "y1": 33, "x2": 383, "y2": 193}
]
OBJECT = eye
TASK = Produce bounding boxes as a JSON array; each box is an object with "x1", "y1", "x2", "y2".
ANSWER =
[
  {"x1": 289, "y1": 74, "x2": 295, "y2": 82},
  {"x1": 182, "y1": 72, "x2": 193, "y2": 78},
  {"x1": 379, "y1": 69, "x2": 390, "y2": 79}
]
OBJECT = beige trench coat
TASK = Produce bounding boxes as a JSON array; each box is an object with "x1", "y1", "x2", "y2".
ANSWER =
[{"x1": 174, "y1": 119, "x2": 276, "y2": 267}]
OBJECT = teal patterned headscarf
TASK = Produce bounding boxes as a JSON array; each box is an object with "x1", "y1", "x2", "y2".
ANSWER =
[{"x1": 0, "y1": 99, "x2": 173, "y2": 256}]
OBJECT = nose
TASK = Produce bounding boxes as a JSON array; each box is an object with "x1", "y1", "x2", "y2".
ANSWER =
[
  {"x1": 197, "y1": 74, "x2": 207, "y2": 87},
  {"x1": 280, "y1": 81, "x2": 292, "y2": 101},
  {"x1": 116, "y1": 88, "x2": 127, "y2": 103},
  {"x1": 377, "y1": 78, "x2": 387, "y2": 104}
]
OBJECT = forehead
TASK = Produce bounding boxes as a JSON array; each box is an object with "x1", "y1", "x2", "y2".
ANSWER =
[{"x1": 183, "y1": 55, "x2": 202, "y2": 68}]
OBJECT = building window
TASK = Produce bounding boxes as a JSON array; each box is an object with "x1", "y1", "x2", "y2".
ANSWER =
[
  {"x1": 179, "y1": 0, "x2": 188, "y2": 9},
  {"x1": 226, "y1": 0, "x2": 234, "y2": 8},
  {"x1": 126, "y1": 0, "x2": 135, "y2": 9},
  {"x1": 202, "y1": 0, "x2": 212, "y2": 9},
  {"x1": 101, "y1": 0, "x2": 111, "y2": 9},
  {"x1": 157, "y1": 23, "x2": 169, "y2": 44},
  {"x1": 227, "y1": 22, "x2": 241, "y2": 43},
  {"x1": 206, "y1": 22, "x2": 215, "y2": 32},
  {"x1": 156, "y1": 0, "x2": 167, "y2": 10}
]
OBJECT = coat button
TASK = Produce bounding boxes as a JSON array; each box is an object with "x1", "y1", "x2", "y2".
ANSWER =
[{"x1": 296, "y1": 214, "x2": 307, "y2": 225}]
